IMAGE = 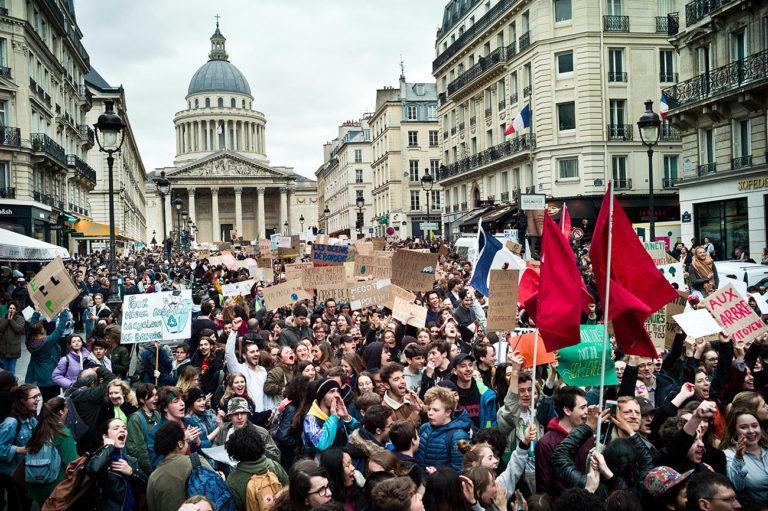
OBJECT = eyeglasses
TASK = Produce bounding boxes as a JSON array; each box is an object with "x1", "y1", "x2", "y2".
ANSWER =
[
  {"x1": 26, "y1": 393, "x2": 42, "y2": 401},
  {"x1": 308, "y1": 485, "x2": 331, "y2": 496},
  {"x1": 706, "y1": 495, "x2": 738, "y2": 504}
]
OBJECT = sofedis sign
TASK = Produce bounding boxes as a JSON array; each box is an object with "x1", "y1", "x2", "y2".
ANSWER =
[{"x1": 520, "y1": 194, "x2": 546, "y2": 211}]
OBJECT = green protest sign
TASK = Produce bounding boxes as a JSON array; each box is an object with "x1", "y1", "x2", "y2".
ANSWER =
[{"x1": 557, "y1": 325, "x2": 618, "y2": 387}]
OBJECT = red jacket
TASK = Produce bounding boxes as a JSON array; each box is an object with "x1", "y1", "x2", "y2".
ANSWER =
[{"x1": 535, "y1": 417, "x2": 594, "y2": 496}]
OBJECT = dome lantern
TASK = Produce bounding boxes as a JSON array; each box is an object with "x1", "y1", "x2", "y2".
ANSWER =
[{"x1": 209, "y1": 16, "x2": 228, "y2": 61}]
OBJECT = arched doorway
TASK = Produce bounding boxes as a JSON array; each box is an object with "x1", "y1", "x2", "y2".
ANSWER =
[{"x1": 472, "y1": 186, "x2": 481, "y2": 209}]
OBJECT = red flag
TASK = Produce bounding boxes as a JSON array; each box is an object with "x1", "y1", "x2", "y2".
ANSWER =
[
  {"x1": 517, "y1": 265, "x2": 540, "y2": 307},
  {"x1": 590, "y1": 187, "x2": 679, "y2": 358},
  {"x1": 524, "y1": 214, "x2": 586, "y2": 352},
  {"x1": 560, "y1": 203, "x2": 572, "y2": 241}
]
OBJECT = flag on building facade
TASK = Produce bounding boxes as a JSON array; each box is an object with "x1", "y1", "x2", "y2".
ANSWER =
[{"x1": 504, "y1": 104, "x2": 531, "y2": 136}]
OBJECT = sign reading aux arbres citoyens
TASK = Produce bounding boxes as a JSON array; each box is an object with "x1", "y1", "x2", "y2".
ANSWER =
[{"x1": 122, "y1": 290, "x2": 194, "y2": 344}]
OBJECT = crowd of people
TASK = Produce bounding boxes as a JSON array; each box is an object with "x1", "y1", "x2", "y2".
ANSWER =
[{"x1": 0, "y1": 233, "x2": 765, "y2": 511}]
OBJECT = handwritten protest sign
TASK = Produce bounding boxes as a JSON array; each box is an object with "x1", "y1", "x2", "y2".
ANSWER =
[
  {"x1": 392, "y1": 296, "x2": 427, "y2": 328},
  {"x1": 262, "y1": 279, "x2": 311, "y2": 310},
  {"x1": 391, "y1": 250, "x2": 438, "y2": 291},
  {"x1": 29, "y1": 257, "x2": 79, "y2": 321},
  {"x1": 122, "y1": 290, "x2": 193, "y2": 344},
  {"x1": 355, "y1": 241, "x2": 373, "y2": 256},
  {"x1": 273, "y1": 235, "x2": 292, "y2": 248},
  {"x1": 349, "y1": 279, "x2": 392, "y2": 310},
  {"x1": 285, "y1": 262, "x2": 313, "y2": 282},
  {"x1": 487, "y1": 270, "x2": 519, "y2": 331},
  {"x1": 256, "y1": 256, "x2": 272, "y2": 268},
  {"x1": 372, "y1": 238, "x2": 386, "y2": 251},
  {"x1": 643, "y1": 241, "x2": 667, "y2": 266},
  {"x1": 301, "y1": 265, "x2": 347, "y2": 290},
  {"x1": 665, "y1": 292, "x2": 689, "y2": 348},
  {"x1": 317, "y1": 287, "x2": 351, "y2": 303},
  {"x1": 509, "y1": 331, "x2": 556, "y2": 368},
  {"x1": 644, "y1": 308, "x2": 667, "y2": 352},
  {"x1": 704, "y1": 283, "x2": 768, "y2": 343},
  {"x1": 386, "y1": 284, "x2": 417, "y2": 310},
  {"x1": 277, "y1": 247, "x2": 300, "y2": 259},
  {"x1": 673, "y1": 309, "x2": 723, "y2": 339},
  {"x1": 658, "y1": 263, "x2": 685, "y2": 289},
  {"x1": 557, "y1": 326, "x2": 618, "y2": 387},
  {"x1": 221, "y1": 280, "x2": 256, "y2": 297},
  {"x1": 354, "y1": 255, "x2": 393, "y2": 279},
  {"x1": 312, "y1": 243, "x2": 349, "y2": 266},
  {"x1": 220, "y1": 252, "x2": 238, "y2": 270},
  {"x1": 249, "y1": 266, "x2": 273, "y2": 282}
]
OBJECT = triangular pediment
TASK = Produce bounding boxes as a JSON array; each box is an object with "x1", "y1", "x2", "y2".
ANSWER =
[{"x1": 167, "y1": 151, "x2": 288, "y2": 179}]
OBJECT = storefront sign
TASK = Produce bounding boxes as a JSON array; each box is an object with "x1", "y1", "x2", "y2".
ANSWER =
[
  {"x1": 738, "y1": 178, "x2": 768, "y2": 191},
  {"x1": 520, "y1": 194, "x2": 546, "y2": 210}
]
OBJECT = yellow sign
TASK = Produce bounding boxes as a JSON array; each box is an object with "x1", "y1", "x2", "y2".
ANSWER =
[{"x1": 738, "y1": 178, "x2": 768, "y2": 191}]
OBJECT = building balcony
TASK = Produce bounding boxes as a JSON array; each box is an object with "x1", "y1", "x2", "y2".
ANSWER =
[
  {"x1": 461, "y1": 202, "x2": 468, "y2": 210},
  {"x1": 78, "y1": 124, "x2": 95, "y2": 147},
  {"x1": 509, "y1": 92, "x2": 518, "y2": 105},
  {"x1": 0, "y1": 66, "x2": 11, "y2": 80},
  {"x1": 451, "y1": 127, "x2": 457, "y2": 135},
  {"x1": 660, "y1": 72, "x2": 679, "y2": 83},
  {"x1": 459, "y1": 121, "x2": 465, "y2": 131},
  {"x1": 470, "y1": 115, "x2": 476, "y2": 126},
  {"x1": 453, "y1": 204, "x2": 460, "y2": 212},
  {"x1": 498, "y1": 99, "x2": 506, "y2": 111},
  {"x1": 438, "y1": 92, "x2": 446, "y2": 106},
  {"x1": 731, "y1": 155, "x2": 752, "y2": 170},
  {"x1": 607, "y1": 124, "x2": 633, "y2": 141},
  {"x1": 438, "y1": 135, "x2": 536, "y2": 182},
  {"x1": 0, "y1": 127, "x2": 21, "y2": 147},
  {"x1": 525, "y1": 185, "x2": 536, "y2": 194},
  {"x1": 663, "y1": 177, "x2": 678, "y2": 188},
  {"x1": 485, "y1": 107, "x2": 492, "y2": 118},
  {"x1": 67, "y1": 154, "x2": 97, "y2": 184},
  {"x1": 655, "y1": 16, "x2": 669, "y2": 33},
  {"x1": 446, "y1": 45, "x2": 508, "y2": 97},
  {"x1": 443, "y1": 130, "x2": 448, "y2": 140},
  {"x1": 33, "y1": 190, "x2": 55, "y2": 206},
  {"x1": 667, "y1": 13, "x2": 680, "y2": 36},
  {"x1": 0, "y1": 7, "x2": 8, "y2": 15},
  {"x1": 0, "y1": 187, "x2": 15, "y2": 198},
  {"x1": 664, "y1": 49, "x2": 768, "y2": 111},
  {"x1": 506, "y1": 41, "x2": 517, "y2": 59},
  {"x1": 518, "y1": 32, "x2": 531, "y2": 52},
  {"x1": 697, "y1": 162, "x2": 717, "y2": 176},
  {"x1": 608, "y1": 71, "x2": 628, "y2": 82},
  {"x1": 660, "y1": 124, "x2": 682, "y2": 141},
  {"x1": 500, "y1": 191, "x2": 510, "y2": 202},
  {"x1": 31, "y1": 133, "x2": 67, "y2": 167},
  {"x1": 614, "y1": 178, "x2": 633, "y2": 190},
  {"x1": 604, "y1": 15, "x2": 630, "y2": 32},
  {"x1": 523, "y1": 85, "x2": 531, "y2": 97},
  {"x1": 686, "y1": 0, "x2": 741, "y2": 26}
]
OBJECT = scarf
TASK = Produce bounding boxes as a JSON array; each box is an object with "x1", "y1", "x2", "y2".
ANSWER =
[{"x1": 691, "y1": 254, "x2": 715, "y2": 294}]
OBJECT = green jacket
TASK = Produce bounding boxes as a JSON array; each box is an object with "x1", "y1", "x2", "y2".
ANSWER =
[
  {"x1": 126, "y1": 409, "x2": 161, "y2": 475},
  {"x1": 226, "y1": 458, "x2": 288, "y2": 511},
  {"x1": 146, "y1": 454, "x2": 213, "y2": 511},
  {"x1": 110, "y1": 345, "x2": 131, "y2": 378},
  {"x1": 27, "y1": 427, "x2": 78, "y2": 503},
  {"x1": 215, "y1": 422, "x2": 281, "y2": 464}
]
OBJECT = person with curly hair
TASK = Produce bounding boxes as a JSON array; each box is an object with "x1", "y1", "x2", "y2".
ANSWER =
[{"x1": 225, "y1": 425, "x2": 288, "y2": 510}]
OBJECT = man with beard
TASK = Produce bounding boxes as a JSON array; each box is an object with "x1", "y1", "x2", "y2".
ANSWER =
[
  {"x1": 380, "y1": 362, "x2": 422, "y2": 426},
  {"x1": 226, "y1": 317, "x2": 270, "y2": 418},
  {"x1": 303, "y1": 378, "x2": 359, "y2": 457}
]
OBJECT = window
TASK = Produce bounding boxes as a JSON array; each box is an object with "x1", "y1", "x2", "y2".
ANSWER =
[
  {"x1": 354, "y1": 149, "x2": 362, "y2": 163},
  {"x1": 700, "y1": 128, "x2": 715, "y2": 164},
  {"x1": 428, "y1": 130, "x2": 439, "y2": 148},
  {"x1": 356, "y1": 190, "x2": 364, "y2": 201},
  {"x1": 471, "y1": 137, "x2": 477, "y2": 154},
  {"x1": 0, "y1": 162, "x2": 9, "y2": 189},
  {"x1": 242, "y1": 100, "x2": 247, "y2": 108},
  {"x1": 660, "y1": 50, "x2": 675, "y2": 82},
  {"x1": 194, "y1": 99, "x2": 199, "y2": 109},
  {"x1": 486, "y1": 129, "x2": 494, "y2": 148},
  {"x1": 664, "y1": 155, "x2": 678, "y2": 182},
  {"x1": 557, "y1": 102, "x2": 576, "y2": 131},
  {"x1": 205, "y1": 97, "x2": 210, "y2": 108},
  {"x1": 554, "y1": 0, "x2": 572, "y2": 22},
  {"x1": 217, "y1": 97, "x2": 224, "y2": 108},
  {"x1": 612, "y1": 155, "x2": 628, "y2": 182},
  {"x1": 497, "y1": 32, "x2": 505, "y2": 48},
  {"x1": 408, "y1": 131, "x2": 418, "y2": 146},
  {"x1": 556, "y1": 51, "x2": 574, "y2": 75},
  {"x1": 428, "y1": 105, "x2": 437, "y2": 119},
  {"x1": 407, "y1": 105, "x2": 417, "y2": 120},
  {"x1": 513, "y1": 168, "x2": 521, "y2": 189},
  {"x1": 607, "y1": 0, "x2": 622, "y2": 15},
  {"x1": 431, "y1": 190, "x2": 441, "y2": 208},
  {"x1": 410, "y1": 190, "x2": 421, "y2": 210},
  {"x1": 230, "y1": 98, "x2": 236, "y2": 108},
  {"x1": 732, "y1": 119, "x2": 751, "y2": 158},
  {"x1": 355, "y1": 169, "x2": 363, "y2": 183},
  {"x1": 608, "y1": 48, "x2": 625, "y2": 81},
  {"x1": 430, "y1": 159, "x2": 440, "y2": 176},
  {"x1": 0, "y1": 38, "x2": 6, "y2": 67},
  {"x1": 484, "y1": 88, "x2": 492, "y2": 112},
  {"x1": 409, "y1": 160, "x2": 419, "y2": 181},
  {"x1": 0, "y1": 100, "x2": 7, "y2": 126},
  {"x1": 558, "y1": 158, "x2": 579, "y2": 179},
  {"x1": 609, "y1": 99, "x2": 626, "y2": 126}
]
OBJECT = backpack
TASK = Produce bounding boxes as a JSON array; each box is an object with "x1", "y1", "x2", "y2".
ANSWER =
[
  {"x1": 25, "y1": 441, "x2": 62, "y2": 483},
  {"x1": 42, "y1": 455, "x2": 94, "y2": 511},
  {"x1": 245, "y1": 471, "x2": 283, "y2": 511},
  {"x1": 186, "y1": 452, "x2": 236, "y2": 511}
]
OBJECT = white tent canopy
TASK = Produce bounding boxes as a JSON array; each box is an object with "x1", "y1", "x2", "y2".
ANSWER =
[{"x1": 0, "y1": 227, "x2": 70, "y2": 261}]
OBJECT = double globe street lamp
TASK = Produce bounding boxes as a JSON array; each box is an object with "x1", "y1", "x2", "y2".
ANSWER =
[{"x1": 154, "y1": 170, "x2": 171, "y2": 242}]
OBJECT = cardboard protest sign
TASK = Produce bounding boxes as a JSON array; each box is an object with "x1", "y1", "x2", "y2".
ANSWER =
[
  {"x1": 643, "y1": 241, "x2": 668, "y2": 266},
  {"x1": 506, "y1": 240, "x2": 522, "y2": 255},
  {"x1": 220, "y1": 252, "x2": 238, "y2": 270},
  {"x1": 29, "y1": 257, "x2": 80, "y2": 320},
  {"x1": 317, "y1": 287, "x2": 352, "y2": 303},
  {"x1": 719, "y1": 276, "x2": 748, "y2": 299},
  {"x1": 354, "y1": 255, "x2": 393, "y2": 279},
  {"x1": 392, "y1": 296, "x2": 427, "y2": 328},
  {"x1": 312, "y1": 243, "x2": 349, "y2": 266},
  {"x1": 274, "y1": 236, "x2": 292, "y2": 248},
  {"x1": 557, "y1": 325, "x2": 619, "y2": 387},
  {"x1": 673, "y1": 309, "x2": 723, "y2": 339},
  {"x1": 291, "y1": 235, "x2": 301, "y2": 251},
  {"x1": 208, "y1": 256, "x2": 223, "y2": 267},
  {"x1": 372, "y1": 238, "x2": 386, "y2": 251},
  {"x1": 487, "y1": 270, "x2": 519, "y2": 331},
  {"x1": 438, "y1": 245, "x2": 449, "y2": 257},
  {"x1": 122, "y1": 290, "x2": 193, "y2": 344},
  {"x1": 355, "y1": 241, "x2": 373, "y2": 256},
  {"x1": 301, "y1": 265, "x2": 346, "y2": 290},
  {"x1": 277, "y1": 247, "x2": 300, "y2": 259},
  {"x1": 285, "y1": 262, "x2": 313, "y2": 282},
  {"x1": 665, "y1": 292, "x2": 689, "y2": 348},
  {"x1": 250, "y1": 266, "x2": 273, "y2": 282},
  {"x1": 658, "y1": 263, "x2": 685, "y2": 289},
  {"x1": 256, "y1": 256, "x2": 273, "y2": 268},
  {"x1": 703, "y1": 283, "x2": 768, "y2": 343},
  {"x1": 262, "y1": 279, "x2": 311, "y2": 310},
  {"x1": 349, "y1": 279, "x2": 392, "y2": 310},
  {"x1": 386, "y1": 284, "x2": 417, "y2": 310},
  {"x1": 391, "y1": 250, "x2": 438, "y2": 291},
  {"x1": 644, "y1": 308, "x2": 667, "y2": 352},
  {"x1": 509, "y1": 331, "x2": 557, "y2": 368},
  {"x1": 752, "y1": 293, "x2": 768, "y2": 315}
]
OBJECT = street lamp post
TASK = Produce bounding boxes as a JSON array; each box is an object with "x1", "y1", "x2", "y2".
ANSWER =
[
  {"x1": 151, "y1": 230, "x2": 157, "y2": 247},
  {"x1": 323, "y1": 206, "x2": 330, "y2": 234},
  {"x1": 355, "y1": 197, "x2": 365, "y2": 237},
  {"x1": 299, "y1": 214, "x2": 305, "y2": 233},
  {"x1": 637, "y1": 99, "x2": 661, "y2": 242},
  {"x1": 93, "y1": 100, "x2": 125, "y2": 307},
  {"x1": 172, "y1": 196, "x2": 182, "y2": 249},
  {"x1": 181, "y1": 210, "x2": 188, "y2": 248},
  {"x1": 154, "y1": 170, "x2": 171, "y2": 242},
  {"x1": 283, "y1": 221, "x2": 289, "y2": 235},
  {"x1": 421, "y1": 168, "x2": 434, "y2": 239}
]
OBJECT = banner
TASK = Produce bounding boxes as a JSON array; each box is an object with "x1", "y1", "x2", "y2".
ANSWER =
[
  {"x1": 391, "y1": 250, "x2": 438, "y2": 291},
  {"x1": 262, "y1": 279, "x2": 311, "y2": 310},
  {"x1": 122, "y1": 290, "x2": 193, "y2": 344},
  {"x1": 301, "y1": 265, "x2": 347, "y2": 290},
  {"x1": 392, "y1": 296, "x2": 427, "y2": 328},
  {"x1": 312, "y1": 243, "x2": 349, "y2": 266},
  {"x1": 557, "y1": 325, "x2": 619, "y2": 387},
  {"x1": 658, "y1": 263, "x2": 685, "y2": 289},
  {"x1": 349, "y1": 279, "x2": 392, "y2": 310},
  {"x1": 354, "y1": 255, "x2": 393, "y2": 279},
  {"x1": 29, "y1": 257, "x2": 80, "y2": 321},
  {"x1": 703, "y1": 283, "x2": 768, "y2": 343},
  {"x1": 487, "y1": 269, "x2": 519, "y2": 331},
  {"x1": 220, "y1": 252, "x2": 238, "y2": 270},
  {"x1": 643, "y1": 241, "x2": 667, "y2": 266}
]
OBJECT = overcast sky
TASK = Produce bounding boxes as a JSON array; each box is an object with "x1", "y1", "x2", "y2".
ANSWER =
[{"x1": 76, "y1": 0, "x2": 446, "y2": 180}]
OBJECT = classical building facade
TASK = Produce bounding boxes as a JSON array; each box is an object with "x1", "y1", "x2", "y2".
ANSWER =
[
  {"x1": 433, "y1": 0, "x2": 683, "y2": 238},
  {"x1": 370, "y1": 75, "x2": 442, "y2": 239},
  {"x1": 665, "y1": 0, "x2": 768, "y2": 259},
  {"x1": 84, "y1": 68, "x2": 147, "y2": 245},
  {"x1": 145, "y1": 23, "x2": 317, "y2": 243},
  {"x1": 0, "y1": 0, "x2": 97, "y2": 250},
  {"x1": 315, "y1": 118, "x2": 373, "y2": 237}
]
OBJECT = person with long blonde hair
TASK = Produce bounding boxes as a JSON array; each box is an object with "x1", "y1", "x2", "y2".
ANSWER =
[{"x1": 177, "y1": 365, "x2": 200, "y2": 394}]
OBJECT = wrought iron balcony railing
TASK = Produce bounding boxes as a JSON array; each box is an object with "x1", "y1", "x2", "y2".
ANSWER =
[
  {"x1": 518, "y1": 32, "x2": 531, "y2": 51},
  {"x1": 485, "y1": 108, "x2": 492, "y2": 118},
  {"x1": 731, "y1": 155, "x2": 752, "y2": 170},
  {"x1": 607, "y1": 124, "x2": 633, "y2": 141},
  {"x1": 697, "y1": 162, "x2": 717, "y2": 176},
  {"x1": 0, "y1": 187, "x2": 14, "y2": 198},
  {"x1": 500, "y1": 191, "x2": 510, "y2": 202},
  {"x1": 31, "y1": 133, "x2": 67, "y2": 167},
  {"x1": 686, "y1": 0, "x2": 740, "y2": 26},
  {"x1": 0, "y1": 66, "x2": 11, "y2": 80},
  {"x1": 523, "y1": 85, "x2": 531, "y2": 97},
  {"x1": 438, "y1": 135, "x2": 536, "y2": 181},
  {"x1": 525, "y1": 185, "x2": 536, "y2": 193},
  {"x1": 458, "y1": 122, "x2": 465, "y2": 131},
  {"x1": 461, "y1": 202, "x2": 468, "y2": 210},
  {"x1": 453, "y1": 204, "x2": 459, "y2": 212},
  {"x1": 656, "y1": 16, "x2": 669, "y2": 33},
  {"x1": 509, "y1": 92, "x2": 518, "y2": 105},
  {"x1": 506, "y1": 41, "x2": 517, "y2": 59},
  {"x1": 668, "y1": 13, "x2": 680, "y2": 35},
  {"x1": 660, "y1": 124, "x2": 682, "y2": 141},
  {"x1": 470, "y1": 116, "x2": 476, "y2": 126},
  {"x1": 498, "y1": 99, "x2": 506, "y2": 111},
  {"x1": 614, "y1": 178, "x2": 632, "y2": 190},
  {"x1": 604, "y1": 15, "x2": 630, "y2": 32},
  {"x1": 0, "y1": 127, "x2": 21, "y2": 147},
  {"x1": 447, "y1": 45, "x2": 508, "y2": 96},
  {"x1": 663, "y1": 177, "x2": 678, "y2": 188},
  {"x1": 67, "y1": 154, "x2": 97, "y2": 183},
  {"x1": 608, "y1": 71, "x2": 628, "y2": 82}
]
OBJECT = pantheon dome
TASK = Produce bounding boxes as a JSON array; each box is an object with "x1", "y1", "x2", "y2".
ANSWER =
[{"x1": 187, "y1": 25, "x2": 251, "y2": 96}]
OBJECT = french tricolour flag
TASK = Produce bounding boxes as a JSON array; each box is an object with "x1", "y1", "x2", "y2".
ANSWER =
[
  {"x1": 470, "y1": 219, "x2": 526, "y2": 297},
  {"x1": 504, "y1": 104, "x2": 531, "y2": 137},
  {"x1": 660, "y1": 92, "x2": 669, "y2": 121}
]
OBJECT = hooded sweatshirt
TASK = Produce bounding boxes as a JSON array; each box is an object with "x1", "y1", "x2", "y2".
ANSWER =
[
  {"x1": 303, "y1": 401, "x2": 359, "y2": 457},
  {"x1": 535, "y1": 417, "x2": 594, "y2": 496},
  {"x1": 362, "y1": 341, "x2": 386, "y2": 371}
]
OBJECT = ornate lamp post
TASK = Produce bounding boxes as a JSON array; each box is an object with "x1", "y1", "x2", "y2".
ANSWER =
[
  {"x1": 154, "y1": 170, "x2": 171, "y2": 241},
  {"x1": 299, "y1": 214, "x2": 305, "y2": 233},
  {"x1": 323, "y1": 206, "x2": 330, "y2": 234},
  {"x1": 355, "y1": 196, "x2": 365, "y2": 236},
  {"x1": 637, "y1": 99, "x2": 661, "y2": 241},
  {"x1": 93, "y1": 100, "x2": 125, "y2": 307},
  {"x1": 172, "y1": 196, "x2": 182, "y2": 249},
  {"x1": 421, "y1": 168, "x2": 434, "y2": 238}
]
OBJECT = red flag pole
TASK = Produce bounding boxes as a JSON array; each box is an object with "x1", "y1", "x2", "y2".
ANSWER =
[
  {"x1": 596, "y1": 182, "x2": 615, "y2": 445},
  {"x1": 531, "y1": 329, "x2": 539, "y2": 412}
]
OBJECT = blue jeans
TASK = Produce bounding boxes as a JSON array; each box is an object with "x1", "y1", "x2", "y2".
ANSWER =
[{"x1": 0, "y1": 357, "x2": 17, "y2": 376}]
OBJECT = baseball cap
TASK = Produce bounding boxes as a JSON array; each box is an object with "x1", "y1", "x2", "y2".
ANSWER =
[
  {"x1": 450, "y1": 353, "x2": 475, "y2": 370},
  {"x1": 436, "y1": 380, "x2": 459, "y2": 392},
  {"x1": 643, "y1": 466, "x2": 693, "y2": 497}
]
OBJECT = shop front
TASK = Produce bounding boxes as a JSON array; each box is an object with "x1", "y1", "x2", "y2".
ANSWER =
[{"x1": 0, "y1": 203, "x2": 55, "y2": 243}]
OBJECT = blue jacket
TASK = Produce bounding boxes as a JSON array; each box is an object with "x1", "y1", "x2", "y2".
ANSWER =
[
  {"x1": 147, "y1": 416, "x2": 211, "y2": 468},
  {"x1": 478, "y1": 381, "x2": 497, "y2": 431},
  {"x1": 139, "y1": 346, "x2": 175, "y2": 386},
  {"x1": 416, "y1": 409, "x2": 472, "y2": 473},
  {"x1": 25, "y1": 310, "x2": 69, "y2": 387},
  {"x1": 0, "y1": 416, "x2": 38, "y2": 475}
]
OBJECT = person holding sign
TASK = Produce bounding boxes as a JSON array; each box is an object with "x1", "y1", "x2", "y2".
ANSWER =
[{"x1": 25, "y1": 308, "x2": 72, "y2": 402}]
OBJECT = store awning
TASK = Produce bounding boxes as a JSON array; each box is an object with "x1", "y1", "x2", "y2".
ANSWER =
[
  {"x1": 483, "y1": 204, "x2": 516, "y2": 223},
  {"x1": 459, "y1": 206, "x2": 495, "y2": 232},
  {"x1": 0, "y1": 227, "x2": 70, "y2": 261},
  {"x1": 74, "y1": 220, "x2": 119, "y2": 237}
]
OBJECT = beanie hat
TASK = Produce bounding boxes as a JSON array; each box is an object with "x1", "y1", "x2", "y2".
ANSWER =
[
  {"x1": 643, "y1": 466, "x2": 693, "y2": 497},
  {"x1": 185, "y1": 387, "x2": 205, "y2": 410},
  {"x1": 314, "y1": 378, "x2": 341, "y2": 404}
]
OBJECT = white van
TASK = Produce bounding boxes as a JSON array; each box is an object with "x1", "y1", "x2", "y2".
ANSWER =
[
  {"x1": 714, "y1": 261, "x2": 768, "y2": 287},
  {"x1": 453, "y1": 234, "x2": 511, "y2": 261}
]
